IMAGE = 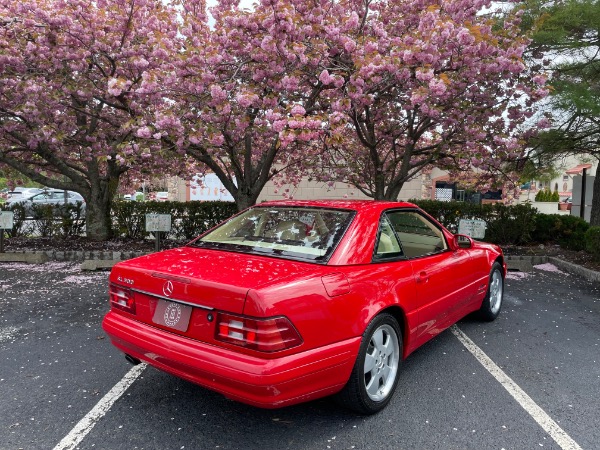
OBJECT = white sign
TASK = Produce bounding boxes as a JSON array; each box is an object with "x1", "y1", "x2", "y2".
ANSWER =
[
  {"x1": 146, "y1": 214, "x2": 172, "y2": 232},
  {"x1": 458, "y1": 219, "x2": 487, "y2": 239},
  {"x1": 0, "y1": 211, "x2": 14, "y2": 229},
  {"x1": 189, "y1": 173, "x2": 234, "y2": 202}
]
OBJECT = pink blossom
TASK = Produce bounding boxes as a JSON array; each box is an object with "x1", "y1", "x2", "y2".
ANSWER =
[
  {"x1": 210, "y1": 85, "x2": 227, "y2": 102},
  {"x1": 136, "y1": 127, "x2": 153, "y2": 139},
  {"x1": 536, "y1": 118, "x2": 551, "y2": 129},
  {"x1": 210, "y1": 134, "x2": 225, "y2": 146},
  {"x1": 272, "y1": 120, "x2": 287, "y2": 133},
  {"x1": 107, "y1": 78, "x2": 122, "y2": 96},
  {"x1": 343, "y1": 39, "x2": 357, "y2": 53},
  {"x1": 429, "y1": 78, "x2": 447, "y2": 96},
  {"x1": 319, "y1": 70, "x2": 333, "y2": 85},
  {"x1": 281, "y1": 76, "x2": 299, "y2": 90},
  {"x1": 290, "y1": 105, "x2": 306, "y2": 116}
]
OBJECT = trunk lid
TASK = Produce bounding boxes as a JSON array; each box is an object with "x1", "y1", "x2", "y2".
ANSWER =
[{"x1": 110, "y1": 246, "x2": 314, "y2": 314}]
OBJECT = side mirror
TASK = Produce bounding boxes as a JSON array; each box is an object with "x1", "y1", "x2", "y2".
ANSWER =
[{"x1": 454, "y1": 234, "x2": 473, "y2": 249}]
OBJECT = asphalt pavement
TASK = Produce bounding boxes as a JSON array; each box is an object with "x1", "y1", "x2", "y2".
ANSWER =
[{"x1": 0, "y1": 260, "x2": 598, "y2": 450}]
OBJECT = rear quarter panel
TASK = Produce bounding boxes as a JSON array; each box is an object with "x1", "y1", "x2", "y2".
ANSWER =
[{"x1": 244, "y1": 262, "x2": 420, "y2": 356}]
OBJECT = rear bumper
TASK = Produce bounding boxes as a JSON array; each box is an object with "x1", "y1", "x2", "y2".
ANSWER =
[{"x1": 102, "y1": 311, "x2": 360, "y2": 408}]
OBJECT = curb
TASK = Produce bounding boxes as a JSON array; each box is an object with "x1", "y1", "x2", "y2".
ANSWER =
[
  {"x1": 2, "y1": 251, "x2": 599, "y2": 282},
  {"x1": 80, "y1": 259, "x2": 126, "y2": 271},
  {"x1": 0, "y1": 249, "x2": 149, "y2": 262},
  {"x1": 0, "y1": 250, "x2": 149, "y2": 270},
  {"x1": 0, "y1": 252, "x2": 49, "y2": 264},
  {"x1": 505, "y1": 255, "x2": 600, "y2": 284},
  {"x1": 548, "y1": 256, "x2": 600, "y2": 283}
]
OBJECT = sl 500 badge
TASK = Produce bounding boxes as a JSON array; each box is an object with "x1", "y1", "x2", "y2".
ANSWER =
[{"x1": 117, "y1": 276, "x2": 134, "y2": 285}]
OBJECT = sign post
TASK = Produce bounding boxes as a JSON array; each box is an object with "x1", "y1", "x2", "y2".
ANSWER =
[
  {"x1": 0, "y1": 211, "x2": 14, "y2": 253},
  {"x1": 458, "y1": 219, "x2": 487, "y2": 239},
  {"x1": 145, "y1": 214, "x2": 172, "y2": 252}
]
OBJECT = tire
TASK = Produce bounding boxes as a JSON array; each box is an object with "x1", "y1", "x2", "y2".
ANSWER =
[
  {"x1": 336, "y1": 313, "x2": 402, "y2": 414},
  {"x1": 477, "y1": 262, "x2": 504, "y2": 321}
]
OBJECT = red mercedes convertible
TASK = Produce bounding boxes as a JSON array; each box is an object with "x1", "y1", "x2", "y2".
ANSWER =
[{"x1": 102, "y1": 200, "x2": 505, "y2": 414}]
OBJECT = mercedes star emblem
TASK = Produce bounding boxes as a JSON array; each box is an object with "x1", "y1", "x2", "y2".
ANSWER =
[{"x1": 162, "y1": 280, "x2": 174, "y2": 297}]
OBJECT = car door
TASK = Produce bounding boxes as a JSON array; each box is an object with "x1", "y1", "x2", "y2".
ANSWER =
[
  {"x1": 27, "y1": 192, "x2": 48, "y2": 215},
  {"x1": 384, "y1": 210, "x2": 476, "y2": 347}
]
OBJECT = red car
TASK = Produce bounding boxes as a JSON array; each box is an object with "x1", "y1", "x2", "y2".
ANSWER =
[{"x1": 102, "y1": 200, "x2": 505, "y2": 414}]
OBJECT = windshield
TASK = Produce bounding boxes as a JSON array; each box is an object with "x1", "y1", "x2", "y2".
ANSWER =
[{"x1": 190, "y1": 206, "x2": 355, "y2": 263}]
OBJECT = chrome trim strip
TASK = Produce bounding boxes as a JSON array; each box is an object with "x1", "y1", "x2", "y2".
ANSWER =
[
  {"x1": 131, "y1": 288, "x2": 213, "y2": 311},
  {"x1": 151, "y1": 272, "x2": 192, "y2": 284}
]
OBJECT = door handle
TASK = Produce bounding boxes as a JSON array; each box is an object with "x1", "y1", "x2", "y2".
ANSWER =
[{"x1": 416, "y1": 271, "x2": 429, "y2": 283}]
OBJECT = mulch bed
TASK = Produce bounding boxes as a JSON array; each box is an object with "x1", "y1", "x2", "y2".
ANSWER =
[
  {"x1": 2, "y1": 236, "x2": 185, "y2": 253},
  {"x1": 502, "y1": 244, "x2": 600, "y2": 273}
]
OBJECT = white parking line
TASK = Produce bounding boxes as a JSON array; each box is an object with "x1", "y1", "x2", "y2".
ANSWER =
[
  {"x1": 53, "y1": 363, "x2": 146, "y2": 450},
  {"x1": 451, "y1": 326, "x2": 582, "y2": 450},
  {"x1": 52, "y1": 328, "x2": 583, "y2": 450}
]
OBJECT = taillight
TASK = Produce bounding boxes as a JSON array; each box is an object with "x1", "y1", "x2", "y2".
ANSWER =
[
  {"x1": 215, "y1": 312, "x2": 302, "y2": 352},
  {"x1": 109, "y1": 283, "x2": 136, "y2": 314}
]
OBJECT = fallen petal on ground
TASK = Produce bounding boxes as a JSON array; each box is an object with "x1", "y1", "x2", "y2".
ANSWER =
[{"x1": 533, "y1": 263, "x2": 566, "y2": 274}]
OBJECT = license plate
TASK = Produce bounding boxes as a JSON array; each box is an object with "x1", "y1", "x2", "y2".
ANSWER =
[{"x1": 152, "y1": 299, "x2": 192, "y2": 332}]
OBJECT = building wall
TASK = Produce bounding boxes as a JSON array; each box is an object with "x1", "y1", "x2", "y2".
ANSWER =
[
  {"x1": 169, "y1": 172, "x2": 443, "y2": 203},
  {"x1": 529, "y1": 156, "x2": 598, "y2": 201},
  {"x1": 144, "y1": 151, "x2": 600, "y2": 208},
  {"x1": 257, "y1": 171, "x2": 443, "y2": 203}
]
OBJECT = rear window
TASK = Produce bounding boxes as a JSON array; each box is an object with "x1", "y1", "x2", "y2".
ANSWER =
[{"x1": 190, "y1": 206, "x2": 355, "y2": 263}]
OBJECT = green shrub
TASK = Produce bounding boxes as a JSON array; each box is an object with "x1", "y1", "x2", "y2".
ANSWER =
[
  {"x1": 534, "y1": 189, "x2": 560, "y2": 202},
  {"x1": 584, "y1": 227, "x2": 600, "y2": 261},
  {"x1": 1, "y1": 202, "x2": 86, "y2": 238},
  {"x1": 2, "y1": 200, "x2": 236, "y2": 241},
  {"x1": 531, "y1": 213, "x2": 557, "y2": 242},
  {"x1": 535, "y1": 189, "x2": 547, "y2": 201},
  {"x1": 31, "y1": 204, "x2": 56, "y2": 237},
  {"x1": 112, "y1": 200, "x2": 150, "y2": 239},
  {"x1": 484, "y1": 203, "x2": 538, "y2": 245},
  {"x1": 531, "y1": 214, "x2": 589, "y2": 250},
  {"x1": 410, "y1": 200, "x2": 537, "y2": 245},
  {"x1": 111, "y1": 200, "x2": 237, "y2": 240},
  {"x1": 54, "y1": 203, "x2": 86, "y2": 238}
]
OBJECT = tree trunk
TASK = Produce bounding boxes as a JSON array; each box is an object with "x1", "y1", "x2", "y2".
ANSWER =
[
  {"x1": 383, "y1": 181, "x2": 405, "y2": 201},
  {"x1": 83, "y1": 174, "x2": 119, "y2": 241},
  {"x1": 232, "y1": 183, "x2": 261, "y2": 212},
  {"x1": 85, "y1": 199, "x2": 113, "y2": 241}
]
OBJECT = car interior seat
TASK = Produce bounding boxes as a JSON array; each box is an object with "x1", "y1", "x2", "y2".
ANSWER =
[
  {"x1": 272, "y1": 220, "x2": 306, "y2": 240},
  {"x1": 377, "y1": 231, "x2": 401, "y2": 254}
]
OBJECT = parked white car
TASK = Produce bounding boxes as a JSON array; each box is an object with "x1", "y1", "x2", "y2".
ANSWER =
[{"x1": 156, "y1": 191, "x2": 169, "y2": 201}]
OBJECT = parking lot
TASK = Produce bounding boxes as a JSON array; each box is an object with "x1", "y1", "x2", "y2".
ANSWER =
[{"x1": 1, "y1": 260, "x2": 598, "y2": 450}]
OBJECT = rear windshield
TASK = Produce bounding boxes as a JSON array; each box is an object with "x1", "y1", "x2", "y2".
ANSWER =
[{"x1": 190, "y1": 206, "x2": 355, "y2": 263}]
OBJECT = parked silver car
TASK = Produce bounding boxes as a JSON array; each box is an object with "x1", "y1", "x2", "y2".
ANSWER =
[
  {"x1": 7, "y1": 189, "x2": 85, "y2": 217},
  {"x1": 6, "y1": 187, "x2": 43, "y2": 201}
]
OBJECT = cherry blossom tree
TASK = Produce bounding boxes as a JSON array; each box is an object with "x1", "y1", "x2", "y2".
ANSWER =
[
  {"x1": 0, "y1": 0, "x2": 180, "y2": 239},
  {"x1": 316, "y1": 0, "x2": 548, "y2": 200},
  {"x1": 149, "y1": 0, "x2": 546, "y2": 207},
  {"x1": 142, "y1": 0, "x2": 342, "y2": 211},
  {"x1": 1, "y1": 0, "x2": 548, "y2": 236}
]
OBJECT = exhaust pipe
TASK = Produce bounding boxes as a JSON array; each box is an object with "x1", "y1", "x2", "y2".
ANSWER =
[{"x1": 125, "y1": 354, "x2": 141, "y2": 365}]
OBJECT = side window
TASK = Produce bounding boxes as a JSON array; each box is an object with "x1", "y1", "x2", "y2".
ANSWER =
[
  {"x1": 387, "y1": 211, "x2": 447, "y2": 259},
  {"x1": 374, "y1": 216, "x2": 403, "y2": 259}
]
